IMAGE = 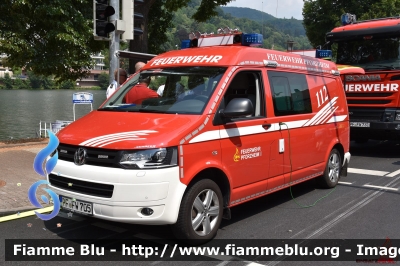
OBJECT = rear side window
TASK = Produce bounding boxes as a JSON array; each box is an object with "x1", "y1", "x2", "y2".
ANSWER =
[{"x1": 267, "y1": 71, "x2": 312, "y2": 116}]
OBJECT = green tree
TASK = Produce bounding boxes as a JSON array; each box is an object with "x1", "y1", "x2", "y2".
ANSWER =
[
  {"x1": 130, "y1": 0, "x2": 233, "y2": 57},
  {"x1": 98, "y1": 73, "x2": 110, "y2": 90},
  {"x1": 13, "y1": 78, "x2": 30, "y2": 90},
  {"x1": 3, "y1": 73, "x2": 13, "y2": 90},
  {"x1": 302, "y1": 0, "x2": 399, "y2": 48},
  {"x1": 0, "y1": 0, "x2": 106, "y2": 81},
  {"x1": 59, "y1": 80, "x2": 75, "y2": 90},
  {"x1": 28, "y1": 72, "x2": 42, "y2": 89}
]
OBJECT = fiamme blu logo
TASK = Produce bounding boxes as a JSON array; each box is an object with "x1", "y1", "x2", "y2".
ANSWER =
[{"x1": 29, "y1": 130, "x2": 60, "y2": 221}]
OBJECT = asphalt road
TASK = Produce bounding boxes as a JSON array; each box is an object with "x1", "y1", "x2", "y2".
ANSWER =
[{"x1": 1, "y1": 140, "x2": 400, "y2": 266}]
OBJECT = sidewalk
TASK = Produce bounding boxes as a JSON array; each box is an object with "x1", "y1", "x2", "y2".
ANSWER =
[{"x1": 0, "y1": 141, "x2": 50, "y2": 216}]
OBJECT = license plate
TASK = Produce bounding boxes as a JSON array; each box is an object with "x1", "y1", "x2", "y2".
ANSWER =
[
  {"x1": 60, "y1": 196, "x2": 93, "y2": 215},
  {"x1": 350, "y1": 122, "x2": 370, "y2": 127}
]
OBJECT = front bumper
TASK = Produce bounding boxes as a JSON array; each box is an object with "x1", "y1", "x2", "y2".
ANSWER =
[{"x1": 49, "y1": 160, "x2": 186, "y2": 225}]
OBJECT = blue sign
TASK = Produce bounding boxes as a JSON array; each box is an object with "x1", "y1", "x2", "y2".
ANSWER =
[{"x1": 73, "y1": 92, "x2": 93, "y2": 103}]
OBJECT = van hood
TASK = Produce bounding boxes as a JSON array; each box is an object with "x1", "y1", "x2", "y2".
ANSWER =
[{"x1": 57, "y1": 111, "x2": 201, "y2": 149}]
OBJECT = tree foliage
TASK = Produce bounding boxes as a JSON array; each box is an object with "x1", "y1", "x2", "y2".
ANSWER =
[
  {"x1": 0, "y1": 0, "x2": 106, "y2": 82},
  {"x1": 155, "y1": 3, "x2": 311, "y2": 53},
  {"x1": 303, "y1": 0, "x2": 400, "y2": 48}
]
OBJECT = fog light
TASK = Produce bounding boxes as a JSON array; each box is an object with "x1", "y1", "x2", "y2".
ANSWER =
[
  {"x1": 141, "y1": 208, "x2": 154, "y2": 216},
  {"x1": 395, "y1": 113, "x2": 400, "y2": 121}
]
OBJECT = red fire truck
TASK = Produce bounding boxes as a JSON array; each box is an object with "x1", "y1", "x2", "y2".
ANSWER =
[{"x1": 320, "y1": 13, "x2": 400, "y2": 142}]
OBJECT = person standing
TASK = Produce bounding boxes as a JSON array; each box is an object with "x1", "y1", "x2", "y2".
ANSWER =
[
  {"x1": 123, "y1": 76, "x2": 159, "y2": 104},
  {"x1": 135, "y1": 62, "x2": 146, "y2": 72},
  {"x1": 106, "y1": 68, "x2": 127, "y2": 98}
]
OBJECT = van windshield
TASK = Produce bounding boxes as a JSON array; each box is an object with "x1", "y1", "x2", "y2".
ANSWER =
[{"x1": 100, "y1": 67, "x2": 226, "y2": 114}]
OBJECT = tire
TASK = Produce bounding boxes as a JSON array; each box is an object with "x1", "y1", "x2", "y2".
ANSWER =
[
  {"x1": 171, "y1": 179, "x2": 223, "y2": 245},
  {"x1": 318, "y1": 149, "x2": 341, "y2": 188}
]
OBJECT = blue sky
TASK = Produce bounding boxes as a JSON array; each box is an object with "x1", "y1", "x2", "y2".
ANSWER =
[{"x1": 224, "y1": 0, "x2": 304, "y2": 20}]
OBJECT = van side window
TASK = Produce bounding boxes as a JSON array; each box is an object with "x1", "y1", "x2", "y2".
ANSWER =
[
  {"x1": 267, "y1": 71, "x2": 312, "y2": 116},
  {"x1": 222, "y1": 71, "x2": 265, "y2": 118}
]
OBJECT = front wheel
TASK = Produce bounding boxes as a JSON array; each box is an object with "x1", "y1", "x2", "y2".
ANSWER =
[
  {"x1": 171, "y1": 179, "x2": 223, "y2": 244},
  {"x1": 318, "y1": 149, "x2": 341, "y2": 188}
]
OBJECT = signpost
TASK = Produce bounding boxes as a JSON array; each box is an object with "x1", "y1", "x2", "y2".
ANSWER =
[{"x1": 72, "y1": 92, "x2": 93, "y2": 121}]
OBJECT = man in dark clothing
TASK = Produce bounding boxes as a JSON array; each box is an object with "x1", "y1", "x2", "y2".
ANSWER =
[{"x1": 123, "y1": 77, "x2": 159, "y2": 104}]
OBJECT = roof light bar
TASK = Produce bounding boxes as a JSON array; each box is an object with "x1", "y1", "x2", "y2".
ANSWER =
[
  {"x1": 181, "y1": 28, "x2": 264, "y2": 49},
  {"x1": 341, "y1": 13, "x2": 356, "y2": 25},
  {"x1": 315, "y1": 49, "x2": 332, "y2": 60},
  {"x1": 242, "y1": 33, "x2": 263, "y2": 46}
]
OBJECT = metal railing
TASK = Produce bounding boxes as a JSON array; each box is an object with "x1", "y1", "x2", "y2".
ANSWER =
[{"x1": 39, "y1": 120, "x2": 72, "y2": 138}]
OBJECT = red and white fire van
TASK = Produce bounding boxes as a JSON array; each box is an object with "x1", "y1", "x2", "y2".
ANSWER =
[{"x1": 49, "y1": 31, "x2": 350, "y2": 243}]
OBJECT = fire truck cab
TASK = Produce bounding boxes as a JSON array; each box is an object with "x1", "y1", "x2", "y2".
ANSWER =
[
  {"x1": 322, "y1": 14, "x2": 400, "y2": 142},
  {"x1": 50, "y1": 30, "x2": 350, "y2": 243}
]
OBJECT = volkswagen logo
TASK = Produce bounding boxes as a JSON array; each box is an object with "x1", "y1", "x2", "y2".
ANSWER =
[{"x1": 74, "y1": 148, "x2": 87, "y2": 166}]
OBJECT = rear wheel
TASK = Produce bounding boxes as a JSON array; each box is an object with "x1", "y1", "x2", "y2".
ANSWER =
[
  {"x1": 318, "y1": 149, "x2": 341, "y2": 188},
  {"x1": 171, "y1": 179, "x2": 223, "y2": 244}
]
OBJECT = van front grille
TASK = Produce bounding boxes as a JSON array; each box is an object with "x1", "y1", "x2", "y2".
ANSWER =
[
  {"x1": 57, "y1": 144, "x2": 121, "y2": 168},
  {"x1": 49, "y1": 174, "x2": 114, "y2": 198}
]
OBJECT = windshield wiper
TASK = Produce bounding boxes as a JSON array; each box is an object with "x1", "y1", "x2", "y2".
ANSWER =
[{"x1": 137, "y1": 109, "x2": 168, "y2": 113}]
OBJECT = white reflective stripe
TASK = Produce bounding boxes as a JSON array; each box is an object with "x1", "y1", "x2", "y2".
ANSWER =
[
  {"x1": 97, "y1": 138, "x2": 148, "y2": 147},
  {"x1": 314, "y1": 106, "x2": 339, "y2": 125},
  {"x1": 80, "y1": 130, "x2": 157, "y2": 146},
  {"x1": 304, "y1": 97, "x2": 338, "y2": 126},
  {"x1": 220, "y1": 124, "x2": 277, "y2": 139},
  {"x1": 310, "y1": 100, "x2": 338, "y2": 126},
  {"x1": 327, "y1": 115, "x2": 347, "y2": 123},
  {"x1": 189, "y1": 130, "x2": 220, "y2": 144},
  {"x1": 278, "y1": 120, "x2": 308, "y2": 129}
]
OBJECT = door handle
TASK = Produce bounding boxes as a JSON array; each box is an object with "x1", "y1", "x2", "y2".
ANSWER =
[{"x1": 262, "y1": 123, "x2": 271, "y2": 129}]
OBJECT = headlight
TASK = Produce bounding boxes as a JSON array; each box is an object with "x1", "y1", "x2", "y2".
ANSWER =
[{"x1": 119, "y1": 147, "x2": 178, "y2": 169}]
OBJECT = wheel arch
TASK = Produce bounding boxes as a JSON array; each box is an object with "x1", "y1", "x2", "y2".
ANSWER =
[{"x1": 186, "y1": 167, "x2": 231, "y2": 209}]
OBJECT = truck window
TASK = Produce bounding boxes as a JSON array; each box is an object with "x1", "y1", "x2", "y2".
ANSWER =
[
  {"x1": 267, "y1": 71, "x2": 312, "y2": 116},
  {"x1": 335, "y1": 38, "x2": 400, "y2": 70}
]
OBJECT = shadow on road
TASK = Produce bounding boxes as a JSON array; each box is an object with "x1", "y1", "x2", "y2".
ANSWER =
[{"x1": 350, "y1": 140, "x2": 400, "y2": 160}]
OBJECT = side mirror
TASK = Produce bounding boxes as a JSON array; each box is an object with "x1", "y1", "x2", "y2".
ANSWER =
[{"x1": 220, "y1": 98, "x2": 253, "y2": 118}]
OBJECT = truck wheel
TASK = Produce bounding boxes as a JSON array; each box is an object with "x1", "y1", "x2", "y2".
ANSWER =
[
  {"x1": 318, "y1": 149, "x2": 341, "y2": 188},
  {"x1": 171, "y1": 179, "x2": 223, "y2": 244}
]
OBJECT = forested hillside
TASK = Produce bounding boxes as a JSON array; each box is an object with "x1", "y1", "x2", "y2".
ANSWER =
[{"x1": 160, "y1": 0, "x2": 312, "y2": 52}]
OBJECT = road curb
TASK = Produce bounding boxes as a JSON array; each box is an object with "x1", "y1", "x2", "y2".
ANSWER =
[
  {"x1": 0, "y1": 141, "x2": 48, "y2": 150},
  {"x1": 0, "y1": 206, "x2": 37, "y2": 217}
]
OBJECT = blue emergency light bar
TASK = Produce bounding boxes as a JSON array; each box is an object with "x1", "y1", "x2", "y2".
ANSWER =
[
  {"x1": 315, "y1": 49, "x2": 332, "y2": 60},
  {"x1": 181, "y1": 40, "x2": 190, "y2": 49},
  {"x1": 242, "y1": 33, "x2": 263, "y2": 46},
  {"x1": 181, "y1": 32, "x2": 263, "y2": 49},
  {"x1": 341, "y1": 13, "x2": 356, "y2": 25}
]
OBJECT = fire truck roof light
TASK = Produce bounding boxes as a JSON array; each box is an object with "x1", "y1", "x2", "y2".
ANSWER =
[
  {"x1": 316, "y1": 49, "x2": 332, "y2": 59},
  {"x1": 181, "y1": 30, "x2": 263, "y2": 49},
  {"x1": 341, "y1": 13, "x2": 357, "y2": 25},
  {"x1": 242, "y1": 33, "x2": 263, "y2": 46}
]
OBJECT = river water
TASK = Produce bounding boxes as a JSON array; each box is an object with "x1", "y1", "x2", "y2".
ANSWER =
[{"x1": 0, "y1": 90, "x2": 107, "y2": 141}]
